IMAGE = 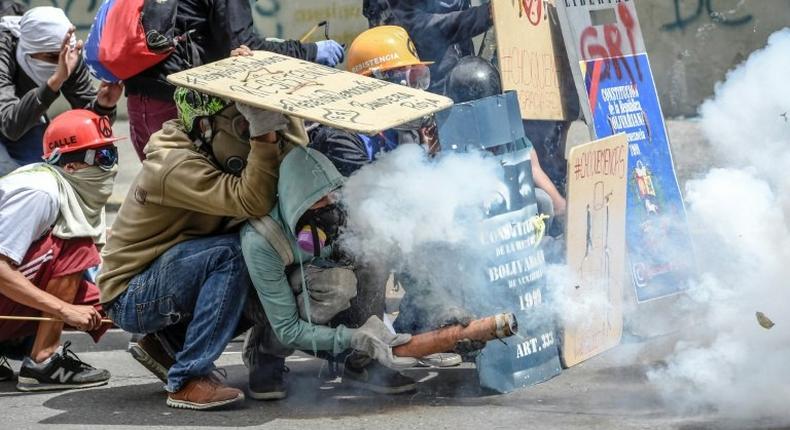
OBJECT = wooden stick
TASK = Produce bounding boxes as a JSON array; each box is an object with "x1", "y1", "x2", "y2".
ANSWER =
[
  {"x1": 393, "y1": 313, "x2": 518, "y2": 358},
  {"x1": 300, "y1": 21, "x2": 327, "y2": 43},
  {"x1": 0, "y1": 315, "x2": 114, "y2": 324}
]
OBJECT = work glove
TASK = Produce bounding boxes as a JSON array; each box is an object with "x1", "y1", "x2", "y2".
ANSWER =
[
  {"x1": 315, "y1": 40, "x2": 345, "y2": 67},
  {"x1": 435, "y1": 307, "x2": 486, "y2": 355},
  {"x1": 350, "y1": 316, "x2": 417, "y2": 370},
  {"x1": 235, "y1": 102, "x2": 289, "y2": 138}
]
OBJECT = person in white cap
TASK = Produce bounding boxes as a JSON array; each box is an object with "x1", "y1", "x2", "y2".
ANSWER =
[{"x1": 0, "y1": 6, "x2": 122, "y2": 175}]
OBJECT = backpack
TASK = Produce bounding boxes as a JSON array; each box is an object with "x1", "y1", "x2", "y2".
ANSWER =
[{"x1": 83, "y1": 0, "x2": 180, "y2": 82}]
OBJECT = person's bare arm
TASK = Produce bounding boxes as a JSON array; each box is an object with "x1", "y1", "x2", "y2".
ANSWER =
[
  {"x1": 0, "y1": 256, "x2": 101, "y2": 331},
  {"x1": 531, "y1": 149, "x2": 566, "y2": 216}
]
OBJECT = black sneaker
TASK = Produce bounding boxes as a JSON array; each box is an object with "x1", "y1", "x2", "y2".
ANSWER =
[
  {"x1": 16, "y1": 341, "x2": 110, "y2": 392},
  {"x1": 342, "y1": 361, "x2": 417, "y2": 394},
  {"x1": 248, "y1": 355, "x2": 289, "y2": 400},
  {"x1": 128, "y1": 334, "x2": 175, "y2": 383},
  {"x1": 0, "y1": 356, "x2": 13, "y2": 382}
]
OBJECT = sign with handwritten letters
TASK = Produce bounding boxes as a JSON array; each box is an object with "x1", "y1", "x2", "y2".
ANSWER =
[
  {"x1": 557, "y1": 1, "x2": 695, "y2": 305},
  {"x1": 167, "y1": 51, "x2": 453, "y2": 134},
  {"x1": 492, "y1": 0, "x2": 574, "y2": 120},
  {"x1": 562, "y1": 134, "x2": 627, "y2": 367}
]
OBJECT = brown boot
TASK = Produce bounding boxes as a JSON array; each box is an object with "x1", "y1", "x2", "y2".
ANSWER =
[
  {"x1": 166, "y1": 376, "x2": 244, "y2": 410},
  {"x1": 128, "y1": 334, "x2": 175, "y2": 383}
]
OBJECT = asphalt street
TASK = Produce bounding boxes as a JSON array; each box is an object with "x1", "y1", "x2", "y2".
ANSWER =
[
  {"x1": 4, "y1": 332, "x2": 787, "y2": 430},
  {"x1": 2, "y1": 119, "x2": 770, "y2": 429}
]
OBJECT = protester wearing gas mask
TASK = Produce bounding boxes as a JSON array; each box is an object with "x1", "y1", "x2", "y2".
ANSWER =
[
  {"x1": 97, "y1": 85, "x2": 307, "y2": 410},
  {"x1": 363, "y1": 0, "x2": 492, "y2": 96},
  {"x1": 0, "y1": 109, "x2": 120, "y2": 391},
  {"x1": 240, "y1": 146, "x2": 418, "y2": 400},
  {"x1": 0, "y1": 6, "x2": 122, "y2": 176}
]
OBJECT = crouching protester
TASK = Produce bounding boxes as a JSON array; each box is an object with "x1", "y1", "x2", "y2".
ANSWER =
[
  {"x1": 0, "y1": 6, "x2": 121, "y2": 176},
  {"x1": 97, "y1": 87, "x2": 307, "y2": 410},
  {"x1": 240, "y1": 146, "x2": 418, "y2": 400},
  {"x1": 0, "y1": 109, "x2": 120, "y2": 391}
]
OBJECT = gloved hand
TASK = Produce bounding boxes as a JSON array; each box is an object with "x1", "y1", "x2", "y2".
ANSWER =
[
  {"x1": 350, "y1": 316, "x2": 417, "y2": 370},
  {"x1": 435, "y1": 307, "x2": 486, "y2": 355},
  {"x1": 315, "y1": 40, "x2": 345, "y2": 67},
  {"x1": 235, "y1": 102, "x2": 289, "y2": 138}
]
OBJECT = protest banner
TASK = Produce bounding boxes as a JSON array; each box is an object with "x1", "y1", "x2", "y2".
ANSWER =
[
  {"x1": 491, "y1": 0, "x2": 574, "y2": 120},
  {"x1": 557, "y1": 1, "x2": 696, "y2": 310},
  {"x1": 562, "y1": 134, "x2": 628, "y2": 367},
  {"x1": 168, "y1": 51, "x2": 453, "y2": 134}
]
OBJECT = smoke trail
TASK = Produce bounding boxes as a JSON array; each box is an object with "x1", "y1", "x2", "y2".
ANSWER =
[
  {"x1": 340, "y1": 144, "x2": 501, "y2": 262},
  {"x1": 647, "y1": 29, "x2": 790, "y2": 418}
]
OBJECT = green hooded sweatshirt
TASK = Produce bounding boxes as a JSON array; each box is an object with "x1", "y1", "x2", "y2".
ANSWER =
[{"x1": 240, "y1": 146, "x2": 350, "y2": 354}]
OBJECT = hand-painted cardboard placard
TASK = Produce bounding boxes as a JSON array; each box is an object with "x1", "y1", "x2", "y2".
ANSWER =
[
  {"x1": 167, "y1": 51, "x2": 454, "y2": 134},
  {"x1": 557, "y1": 1, "x2": 695, "y2": 303},
  {"x1": 436, "y1": 91, "x2": 561, "y2": 393},
  {"x1": 491, "y1": 0, "x2": 574, "y2": 120},
  {"x1": 562, "y1": 134, "x2": 628, "y2": 367}
]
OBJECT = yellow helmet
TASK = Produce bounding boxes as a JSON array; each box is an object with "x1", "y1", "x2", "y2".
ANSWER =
[{"x1": 347, "y1": 25, "x2": 433, "y2": 76}]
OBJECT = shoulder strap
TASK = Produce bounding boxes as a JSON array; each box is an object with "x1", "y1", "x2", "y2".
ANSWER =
[{"x1": 250, "y1": 216, "x2": 294, "y2": 266}]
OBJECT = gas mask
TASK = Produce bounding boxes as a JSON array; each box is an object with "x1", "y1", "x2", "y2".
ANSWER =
[
  {"x1": 193, "y1": 104, "x2": 252, "y2": 176},
  {"x1": 295, "y1": 203, "x2": 347, "y2": 257}
]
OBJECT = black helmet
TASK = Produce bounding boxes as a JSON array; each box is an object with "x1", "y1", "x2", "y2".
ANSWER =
[
  {"x1": 445, "y1": 56, "x2": 502, "y2": 103},
  {"x1": 308, "y1": 125, "x2": 370, "y2": 177}
]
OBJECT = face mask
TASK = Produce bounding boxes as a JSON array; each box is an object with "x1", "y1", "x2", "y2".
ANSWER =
[
  {"x1": 296, "y1": 204, "x2": 346, "y2": 256},
  {"x1": 194, "y1": 105, "x2": 253, "y2": 175},
  {"x1": 23, "y1": 57, "x2": 57, "y2": 86},
  {"x1": 60, "y1": 165, "x2": 117, "y2": 207},
  {"x1": 297, "y1": 225, "x2": 328, "y2": 256}
]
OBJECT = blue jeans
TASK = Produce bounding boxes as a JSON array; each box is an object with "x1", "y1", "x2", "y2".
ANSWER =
[{"x1": 108, "y1": 234, "x2": 250, "y2": 392}]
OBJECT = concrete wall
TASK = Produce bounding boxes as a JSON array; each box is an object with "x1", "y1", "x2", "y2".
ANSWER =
[{"x1": 19, "y1": 0, "x2": 790, "y2": 118}]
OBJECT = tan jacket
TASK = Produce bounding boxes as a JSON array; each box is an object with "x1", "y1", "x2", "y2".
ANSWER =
[{"x1": 97, "y1": 118, "x2": 306, "y2": 304}]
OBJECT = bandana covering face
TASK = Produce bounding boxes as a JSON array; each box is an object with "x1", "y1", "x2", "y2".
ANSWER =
[
  {"x1": 46, "y1": 164, "x2": 117, "y2": 245},
  {"x1": 13, "y1": 7, "x2": 74, "y2": 86}
]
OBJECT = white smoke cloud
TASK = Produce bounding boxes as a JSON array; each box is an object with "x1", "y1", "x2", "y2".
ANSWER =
[
  {"x1": 647, "y1": 29, "x2": 790, "y2": 418},
  {"x1": 340, "y1": 144, "x2": 502, "y2": 262}
]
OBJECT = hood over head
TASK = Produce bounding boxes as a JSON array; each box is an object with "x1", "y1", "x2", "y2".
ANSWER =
[{"x1": 277, "y1": 146, "x2": 344, "y2": 236}]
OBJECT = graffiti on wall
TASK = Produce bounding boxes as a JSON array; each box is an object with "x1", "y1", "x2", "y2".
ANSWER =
[{"x1": 662, "y1": 0, "x2": 753, "y2": 31}]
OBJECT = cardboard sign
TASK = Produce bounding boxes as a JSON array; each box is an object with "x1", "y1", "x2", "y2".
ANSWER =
[
  {"x1": 557, "y1": 1, "x2": 695, "y2": 304},
  {"x1": 436, "y1": 92, "x2": 562, "y2": 393},
  {"x1": 562, "y1": 134, "x2": 628, "y2": 367},
  {"x1": 492, "y1": 0, "x2": 574, "y2": 120},
  {"x1": 167, "y1": 51, "x2": 454, "y2": 134}
]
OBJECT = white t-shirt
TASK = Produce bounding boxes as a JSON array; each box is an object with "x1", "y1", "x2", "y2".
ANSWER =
[{"x1": 0, "y1": 169, "x2": 59, "y2": 265}]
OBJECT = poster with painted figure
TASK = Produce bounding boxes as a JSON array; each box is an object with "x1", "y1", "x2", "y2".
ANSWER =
[
  {"x1": 580, "y1": 54, "x2": 695, "y2": 302},
  {"x1": 491, "y1": 0, "x2": 575, "y2": 120},
  {"x1": 557, "y1": 0, "x2": 695, "y2": 303},
  {"x1": 563, "y1": 134, "x2": 627, "y2": 367}
]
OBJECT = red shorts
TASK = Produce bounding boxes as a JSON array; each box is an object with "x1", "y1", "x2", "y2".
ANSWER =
[{"x1": 0, "y1": 234, "x2": 108, "y2": 342}]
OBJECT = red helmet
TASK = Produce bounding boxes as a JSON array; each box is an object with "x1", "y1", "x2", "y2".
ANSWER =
[{"x1": 42, "y1": 109, "x2": 124, "y2": 160}]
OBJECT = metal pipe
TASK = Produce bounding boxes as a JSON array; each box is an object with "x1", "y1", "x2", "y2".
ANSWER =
[{"x1": 393, "y1": 312, "x2": 518, "y2": 358}]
